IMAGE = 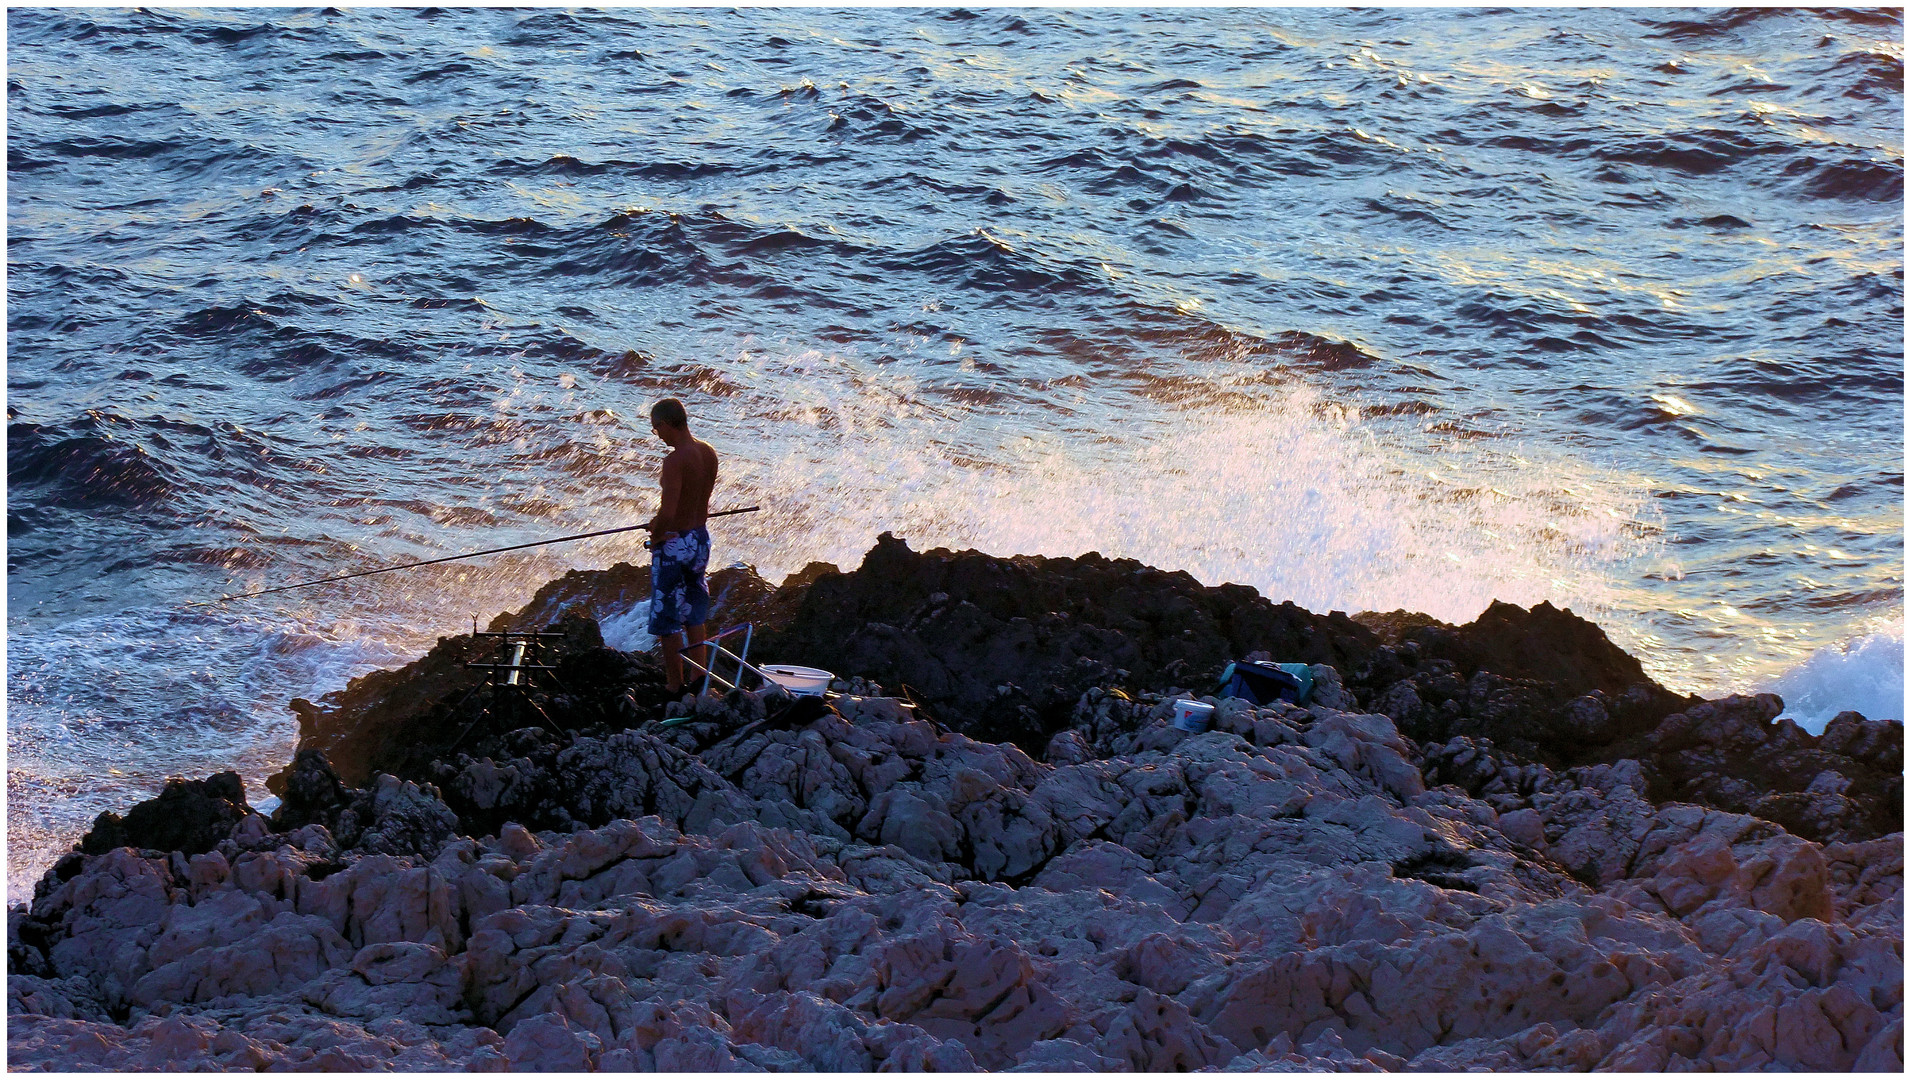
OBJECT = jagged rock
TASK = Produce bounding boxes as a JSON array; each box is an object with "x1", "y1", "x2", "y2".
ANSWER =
[
  {"x1": 754, "y1": 532, "x2": 1381, "y2": 751},
  {"x1": 78, "y1": 772, "x2": 251, "y2": 858},
  {"x1": 1639, "y1": 696, "x2": 1904, "y2": 844},
  {"x1": 355, "y1": 774, "x2": 461, "y2": 858},
  {"x1": 11, "y1": 542, "x2": 1904, "y2": 1072},
  {"x1": 269, "y1": 750, "x2": 352, "y2": 833}
]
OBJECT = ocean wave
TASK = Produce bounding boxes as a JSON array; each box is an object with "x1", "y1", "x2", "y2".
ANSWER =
[
  {"x1": 883, "y1": 229, "x2": 1104, "y2": 295},
  {"x1": 5, "y1": 602, "x2": 428, "y2": 899},
  {"x1": 535, "y1": 209, "x2": 739, "y2": 288},
  {"x1": 1643, "y1": 9, "x2": 1796, "y2": 40},
  {"x1": 1830, "y1": 48, "x2": 1905, "y2": 102},
  {"x1": 7, "y1": 422, "x2": 178, "y2": 508},
  {"x1": 1680, "y1": 353, "x2": 1905, "y2": 408},
  {"x1": 493, "y1": 154, "x2": 743, "y2": 181},
  {"x1": 21, "y1": 132, "x2": 306, "y2": 181},
  {"x1": 1790, "y1": 155, "x2": 1903, "y2": 202},
  {"x1": 1765, "y1": 627, "x2": 1905, "y2": 733},
  {"x1": 1597, "y1": 130, "x2": 1790, "y2": 176},
  {"x1": 719, "y1": 378, "x2": 1660, "y2": 635},
  {"x1": 826, "y1": 94, "x2": 943, "y2": 144}
]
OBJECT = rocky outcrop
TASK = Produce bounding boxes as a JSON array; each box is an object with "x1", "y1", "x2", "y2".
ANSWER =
[
  {"x1": 753, "y1": 532, "x2": 1383, "y2": 748},
  {"x1": 1417, "y1": 695, "x2": 1903, "y2": 848},
  {"x1": 265, "y1": 560, "x2": 827, "y2": 794},
  {"x1": 268, "y1": 615, "x2": 664, "y2": 792},
  {"x1": 10, "y1": 538, "x2": 1904, "y2": 1071},
  {"x1": 11, "y1": 682, "x2": 1901, "y2": 1071},
  {"x1": 78, "y1": 772, "x2": 251, "y2": 858},
  {"x1": 1347, "y1": 601, "x2": 1694, "y2": 764},
  {"x1": 1638, "y1": 697, "x2": 1903, "y2": 846}
]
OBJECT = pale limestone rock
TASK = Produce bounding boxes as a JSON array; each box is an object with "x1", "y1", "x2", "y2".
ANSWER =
[
  {"x1": 1032, "y1": 840, "x2": 1180, "y2": 909},
  {"x1": 7, "y1": 974, "x2": 109, "y2": 1022},
  {"x1": 11, "y1": 662, "x2": 1903, "y2": 1074},
  {"x1": 1308, "y1": 665, "x2": 1358, "y2": 712},
  {"x1": 1096, "y1": 986, "x2": 1239, "y2": 1070},
  {"x1": 504, "y1": 1011, "x2": 602, "y2": 1071},
  {"x1": 1853, "y1": 1015, "x2": 1903, "y2": 1071},
  {"x1": 1009, "y1": 1036, "x2": 1108, "y2": 1070},
  {"x1": 728, "y1": 988, "x2": 936, "y2": 1071},
  {"x1": 1539, "y1": 759, "x2": 1657, "y2": 885},
  {"x1": 1045, "y1": 729, "x2": 1092, "y2": 767},
  {"x1": 1495, "y1": 807, "x2": 1546, "y2": 851},
  {"x1": 131, "y1": 910, "x2": 353, "y2": 1005},
  {"x1": 859, "y1": 788, "x2": 963, "y2": 863},
  {"x1": 499, "y1": 820, "x2": 540, "y2": 860}
]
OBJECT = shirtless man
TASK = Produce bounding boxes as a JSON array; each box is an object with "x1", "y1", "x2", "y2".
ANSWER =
[{"x1": 643, "y1": 398, "x2": 719, "y2": 693}]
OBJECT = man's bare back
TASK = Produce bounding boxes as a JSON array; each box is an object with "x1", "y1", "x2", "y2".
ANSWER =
[{"x1": 655, "y1": 437, "x2": 718, "y2": 534}]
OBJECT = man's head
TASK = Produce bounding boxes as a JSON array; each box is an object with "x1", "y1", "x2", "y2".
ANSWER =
[{"x1": 650, "y1": 397, "x2": 688, "y2": 436}]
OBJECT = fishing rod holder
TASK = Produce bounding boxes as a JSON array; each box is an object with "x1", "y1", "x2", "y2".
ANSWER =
[
  {"x1": 451, "y1": 627, "x2": 571, "y2": 746},
  {"x1": 467, "y1": 629, "x2": 567, "y2": 688}
]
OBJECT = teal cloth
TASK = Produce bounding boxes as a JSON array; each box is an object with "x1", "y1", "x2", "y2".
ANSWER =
[{"x1": 1275, "y1": 663, "x2": 1315, "y2": 704}]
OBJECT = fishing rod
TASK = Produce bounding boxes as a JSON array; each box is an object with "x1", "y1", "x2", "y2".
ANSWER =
[{"x1": 192, "y1": 505, "x2": 761, "y2": 607}]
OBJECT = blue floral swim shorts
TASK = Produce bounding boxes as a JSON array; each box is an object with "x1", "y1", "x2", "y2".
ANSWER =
[{"x1": 647, "y1": 526, "x2": 711, "y2": 638}]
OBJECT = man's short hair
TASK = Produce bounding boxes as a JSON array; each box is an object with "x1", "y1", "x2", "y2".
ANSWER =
[{"x1": 651, "y1": 398, "x2": 688, "y2": 428}]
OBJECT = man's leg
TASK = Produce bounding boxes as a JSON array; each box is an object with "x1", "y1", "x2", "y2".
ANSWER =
[
  {"x1": 662, "y1": 631, "x2": 685, "y2": 692},
  {"x1": 680, "y1": 530, "x2": 713, "y2": 687},
  {"x1": 684, "y1": 623, "x2": 708, "y2": 683}
]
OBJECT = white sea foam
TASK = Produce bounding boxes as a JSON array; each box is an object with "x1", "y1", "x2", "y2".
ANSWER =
[
  {"x1": 5, "y1": 604, "x2": 425, "y2": 901},
  {"x1": 598, "y1": 599, "x2": 658, "y2": 654},
  {"x1": 709, "y1": 373, "x2": 1662, "y2": 644},
  {"x1": 1763, "y1": 625, "x2": 1906, "y2": 733}
]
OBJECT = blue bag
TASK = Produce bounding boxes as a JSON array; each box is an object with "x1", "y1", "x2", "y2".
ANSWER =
[{"x1": 1215, "y1": 660, "x2": 1311, "y2": 706}]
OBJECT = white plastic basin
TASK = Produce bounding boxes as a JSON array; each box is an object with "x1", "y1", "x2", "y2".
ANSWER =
[
  {"x1": 1172, "y1": 699, "x2": 1215, "y2": 733},
  {"x1": 758, "y1": 664, "x2": 834, "y2": 697}
]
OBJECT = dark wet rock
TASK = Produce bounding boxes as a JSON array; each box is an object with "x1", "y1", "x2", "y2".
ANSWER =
[
  {"x1": 1348, "y1": 603, "x2": 1694, "y2": 765},
  {"x1": 352, "y1": 774, "x2": 462, "y2": 858},
  {"x1": 269, "y1": 749, "x2": 352, "y2": 834},
  {"x1": 1634, "y1": 696, "x2": 1902, "y2": 845},
  {"x1": 1820, "y1": 710, "x2": 1905, "y2": 765},
  {"x1": 261, "y1": 748, "x2": 458, "y2": 857},
  {"x1": 752, "y1": 537, "x2": 1695, "y2": 772},
  {"x1": 753, "y1": 532, "x2": 1380, "y2": 751},
  {"x1": 76, "y1": 771, "x2": 251, "y2": 858},
  {"x1": 266, "y1": 559, "x2": 829, "y2": 796},
  {"x1": 1331, "y1": 603, "x2": 1911, "y2": 844},
  {"x1": 266, "y1": 534, "x2": 1900, "y2": 852},
  {"x1": 268, "y1": 614, "x2": 663, "y2": 791},
  {"x1": 1416, "y1": 692, "x2": 1904, "y2": 848},
  {"x1": 1428, "y1": 599, "x2": 1665, "y2": 699},
  {"x1": 8, "y1": 908, "x2": 56, "y2": 979}
]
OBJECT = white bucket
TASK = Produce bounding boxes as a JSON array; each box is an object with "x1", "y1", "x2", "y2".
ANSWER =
[
  {"x1": 758, "y1": 664, "x2": 834, "y2": 697},
  {"x1": 1172, "y1": 699, "x2": 1215, "y2": 733}
]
